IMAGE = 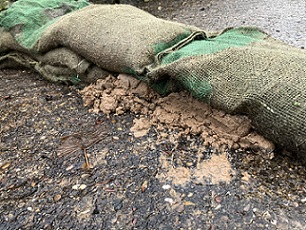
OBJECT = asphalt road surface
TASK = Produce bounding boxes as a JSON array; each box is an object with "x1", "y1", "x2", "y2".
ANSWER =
[{"x1": 1, "y1": 0, "x2": 306, "y2": 229}]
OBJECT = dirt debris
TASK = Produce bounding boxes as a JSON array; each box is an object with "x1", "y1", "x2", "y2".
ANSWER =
[
  {"x1": 130, "y1": 117, "x2": 151, "y2": 138},
  {"x1": 193, "y1": 153, "x2": 235, "y2": 184},
  {"x1": 80, "y1": 74, "x2": 275, "y2": 153},
  {"x1": 80, "y1": 74, "x2": 275, "y2": 188},
  {"x1": 157, "y1": 152, "x2": 235, "y2": 186},
  {"x1": 1, "y1": 67, "x2": 306, "y2": 230}
]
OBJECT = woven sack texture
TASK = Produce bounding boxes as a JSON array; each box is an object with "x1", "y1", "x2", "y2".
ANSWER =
[
  {"x1": 147, "y1": 28, "x2": 306, "y2": 158},
  {"x1": 0, "y1": 1, "x2": 305, "y2": 158}
]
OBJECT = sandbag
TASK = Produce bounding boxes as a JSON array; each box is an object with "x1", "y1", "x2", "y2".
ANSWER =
[
  {"x1": 0, "y1": 0, "x2": 90, "y2": 48},
  {"x1": 147, "y1": 27, "x2": 306, "y2": 158},
  {"x1": 0, "y1": 1, "x2": 202, "y2": 85},
  {"x1": 0, "y1": 0, "x2": 112, "y2": 84},
  {"x1": 34, "y1": 4, "x2": 201, "y2": 75},
  {"x1": 0, "y1": 1, "x2": 305, "y2": 159}
]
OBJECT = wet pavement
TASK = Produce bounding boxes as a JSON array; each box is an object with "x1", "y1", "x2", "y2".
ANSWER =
[{"x1": 1, "y1": 0, "x2": 306, "y2": 229}]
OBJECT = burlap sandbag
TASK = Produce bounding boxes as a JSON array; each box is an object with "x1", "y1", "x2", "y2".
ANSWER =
[
  {"x1": 0, "y1": 0, "x2": 103, "y2": 83},
  {"x1": 0, "y1": 0, "x2": 90, "y2": 48},
  {"x1": 1, "y1": 2, "x2": 202, "y2": 83},
  {"x1": 34, "y1": 4, "x2": 201, "y2": 75},
  {"x1": 0, "y1": 27, "x2": 29, "y2": 53},
  {"x1": 147, "y1": 29, "x2": 306, "y2": 158},
  {"x1": 1, "y1": 2, "x2": 305, "y2": 159}
]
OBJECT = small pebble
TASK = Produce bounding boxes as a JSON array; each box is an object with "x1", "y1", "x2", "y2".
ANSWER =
[
  {"x1": 263, "y1": 211, "x2": 271, "y2": 220},
  {"x1": 79, "y1": 184, "x2": 87, "y2": 190},
  {"x1": 214, "y1": 195, "x2": 222, "y2": 203},
  {"x1": 81, "y1": 173, "x2": 91, "y2": 179},
  {"x1": 243, "y1": 204, "x2": 251, "y2": 212},
  {"x1": 141, "y1": 180, "x2": 148, "y2": 192},
  {"x1": 72, "y1": 184, "x2": 79, "y2": 190},
  {"x1": 271, "y1": 219, "x2": 277, "y2": 225},
  {"x1": 184, "y1": 201, "x2": 195, "y2": 206},
  {"x1": 176, "y1": 204, "x2": 184, "y2": 213},
  {"x1": 290, "y1": 202, "x2": 299, "y2": 208},
  {"x1": 66, "y1": 165, "x2": 74, "y2": 171},
  {"x1": 164, "y1": 198, "x2": 174, "y2": 205},
  {"x1": 6, "y1": 214, "x2": 14, "y2": 221},
  {"x1": 53, "y1": 194, "x2": 61, "y2": 202},
  {"x1": 162, "y1": 184, "x2": 171, "y2": 190}
]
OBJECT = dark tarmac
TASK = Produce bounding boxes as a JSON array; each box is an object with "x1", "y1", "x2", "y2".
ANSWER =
[{"x1": 1, "y1": 0, "x2": 306, "y2": 229}]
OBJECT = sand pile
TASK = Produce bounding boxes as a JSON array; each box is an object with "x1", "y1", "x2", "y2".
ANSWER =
[{"x1": 80, "y1": 74, "x2": 274, "y2": 153}]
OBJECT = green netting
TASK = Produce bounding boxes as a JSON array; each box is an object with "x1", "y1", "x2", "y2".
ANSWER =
[
  {"x1": 148, "y1": 33, "x2": 306, "y2": 158},
  {"x1": 153, "y1": 31, "x2": 195, "y2": 56},
  {"x1": 0, "y1": 2, "x2": 305, "y2": 159},
  {"x1": 160, "y1": 27, "x2": 267, "y2": 65},
  {"x1": 176, "y1": 73, "x2": 212, "y2": 100},
  {"x1": 0, "y1": 0, "x2": 89, "y2": 49},
  {"x1": 150, "y1": 27, "x2": 267, "y2": 99}
]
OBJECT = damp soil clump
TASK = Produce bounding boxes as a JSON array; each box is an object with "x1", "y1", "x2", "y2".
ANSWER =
[{"x1": 1, "y1": 69, "x2": 306, "y2": 229}]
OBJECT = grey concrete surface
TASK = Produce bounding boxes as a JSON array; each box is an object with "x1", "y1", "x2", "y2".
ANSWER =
[{"x1": 137, "y1": 0, "x2": 306, "y2": 48}]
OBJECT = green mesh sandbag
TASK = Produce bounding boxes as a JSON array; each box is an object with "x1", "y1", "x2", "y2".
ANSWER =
[
  {"x1": 0, "y1": 2, "x2": 203, "y2": 87},
  {"x1": 147, "y1": 27, "x2": 306, "y2": 158},
  {"x1": 1, "y1": 2, "x2": 305, "y2": 159},
  {"x1": 0, "y1": 0, "x2": 90, "y2": 48}
]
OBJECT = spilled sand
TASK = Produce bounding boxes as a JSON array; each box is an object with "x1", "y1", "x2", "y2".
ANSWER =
[{"x1": 80, "y1": 74, "x2": 274, "y2": 185}]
